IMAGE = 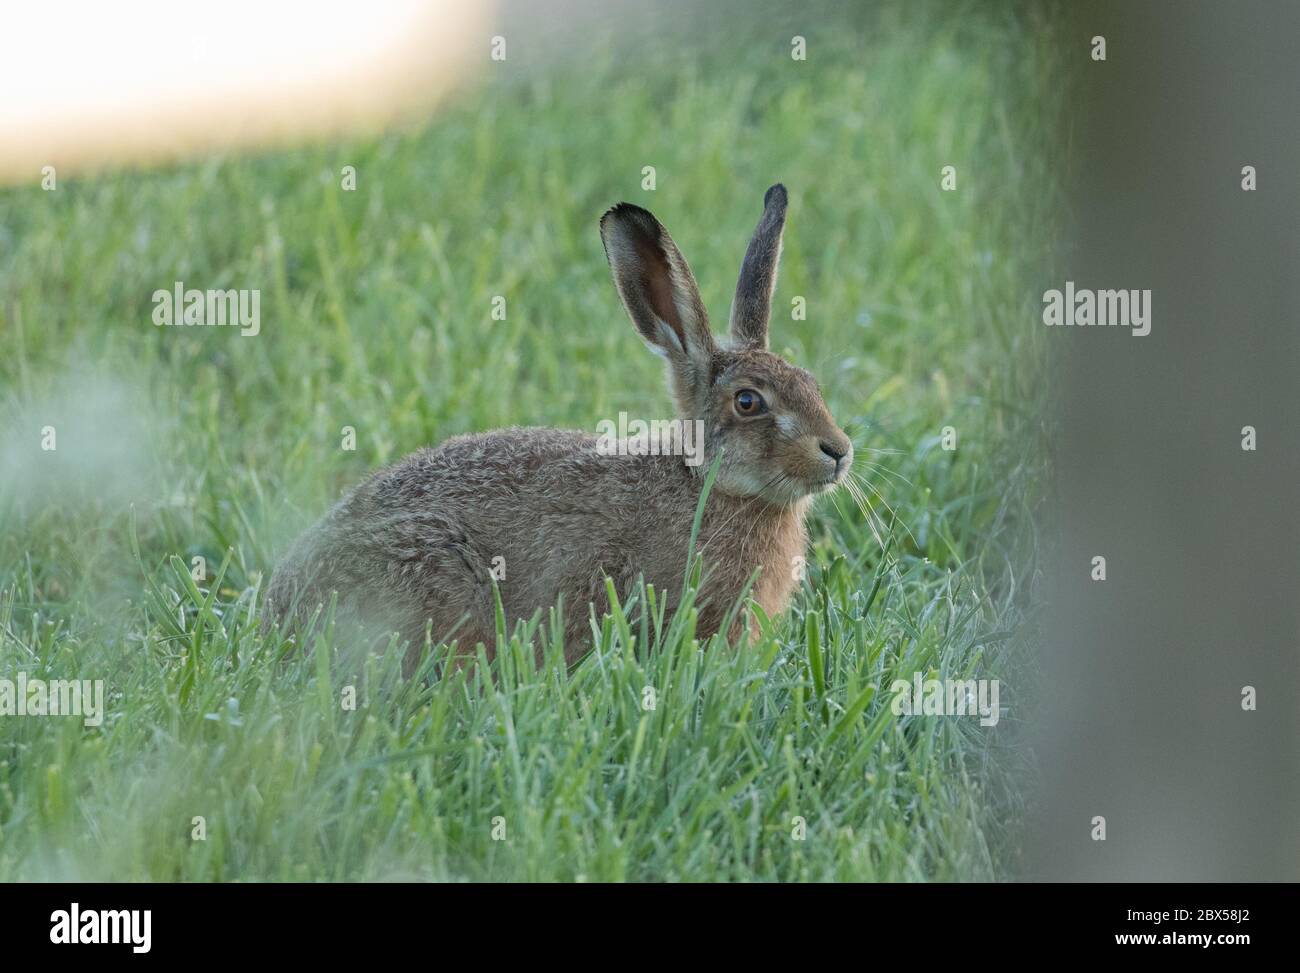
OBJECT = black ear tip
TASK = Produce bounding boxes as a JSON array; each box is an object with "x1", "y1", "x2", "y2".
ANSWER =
[
  {"x1": 764, "y1": 184, "x2": 788, "y2": 210},
  {"x1": 599, "y1": 202, "x2": 631, "y2": 227},
  {"x1": 600, "y1": 201, "x2": 659, "y2": 235}
]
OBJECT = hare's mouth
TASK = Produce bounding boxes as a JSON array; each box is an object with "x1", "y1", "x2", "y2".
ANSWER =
[
  {"x1": 815, "y1": 461, "x2": 851, "y2": 490},
  {"x1": 785, "y1": 470, "x2": 841, "y2": 499}
]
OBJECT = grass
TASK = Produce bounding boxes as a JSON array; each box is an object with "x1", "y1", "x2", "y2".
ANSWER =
[{"x1": 0, "y1": 2, "x2": 1063, "y2": 880}]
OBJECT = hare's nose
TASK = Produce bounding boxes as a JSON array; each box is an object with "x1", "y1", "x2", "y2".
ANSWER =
[{"x1": 819, "y1": 441, "x2": 846, "y2": 463}]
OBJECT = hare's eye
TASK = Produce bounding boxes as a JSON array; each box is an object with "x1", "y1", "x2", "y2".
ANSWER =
[{"x1": 734, "y1": 389, "x2": 767, "y2": 416}]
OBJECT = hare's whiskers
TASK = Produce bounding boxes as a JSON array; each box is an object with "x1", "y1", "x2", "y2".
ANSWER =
[
  {"x1": 839, "y1": 473, "x2": 886, "y2": 552},
  {"x1": 848, "y1": 468, "x2": 918, "y2": 549},
  {"x1": 857, "y1": 459, "x2": 915, "y2": 490}
]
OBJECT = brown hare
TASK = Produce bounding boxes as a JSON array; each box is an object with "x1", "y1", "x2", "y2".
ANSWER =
[{"x1": 264, "y1": 185, "x2": 853, "y2": 670}]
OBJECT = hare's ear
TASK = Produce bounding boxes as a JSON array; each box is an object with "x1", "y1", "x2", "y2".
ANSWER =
[
  {"x1": 600, "y1": 203, "x2": 714, "y2": 370},
  {"x1": 729, "y1": 183, "x2": 787, "y2": 351}
]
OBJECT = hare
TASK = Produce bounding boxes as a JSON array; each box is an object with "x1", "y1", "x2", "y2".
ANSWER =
[{"x1": 263, "y1": 184, "x2": 853, "y2": 670}]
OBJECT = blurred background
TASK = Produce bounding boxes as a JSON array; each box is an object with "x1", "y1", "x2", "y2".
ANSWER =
[{"x1": 1029, "y1": 0, "x2": 1300, "y2": 881}]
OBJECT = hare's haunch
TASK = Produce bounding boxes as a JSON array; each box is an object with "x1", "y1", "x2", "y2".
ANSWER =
[{"x1": 264, "y1": 185, "x2": 854, "y2": 668}]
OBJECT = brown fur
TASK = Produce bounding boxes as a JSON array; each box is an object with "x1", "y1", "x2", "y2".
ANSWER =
[{"x1": 263, "y1": 185, "x2": 852, "y2": 671}]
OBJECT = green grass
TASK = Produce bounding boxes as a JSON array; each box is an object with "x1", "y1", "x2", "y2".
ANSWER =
[{"x1": 0, "y1": 2, "x2": 1063, "y2": 880}]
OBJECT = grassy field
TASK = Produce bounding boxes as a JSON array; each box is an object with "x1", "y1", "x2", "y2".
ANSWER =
[{"x1": 0, "y1": 3, "x2": 1063, "y2": 880}]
